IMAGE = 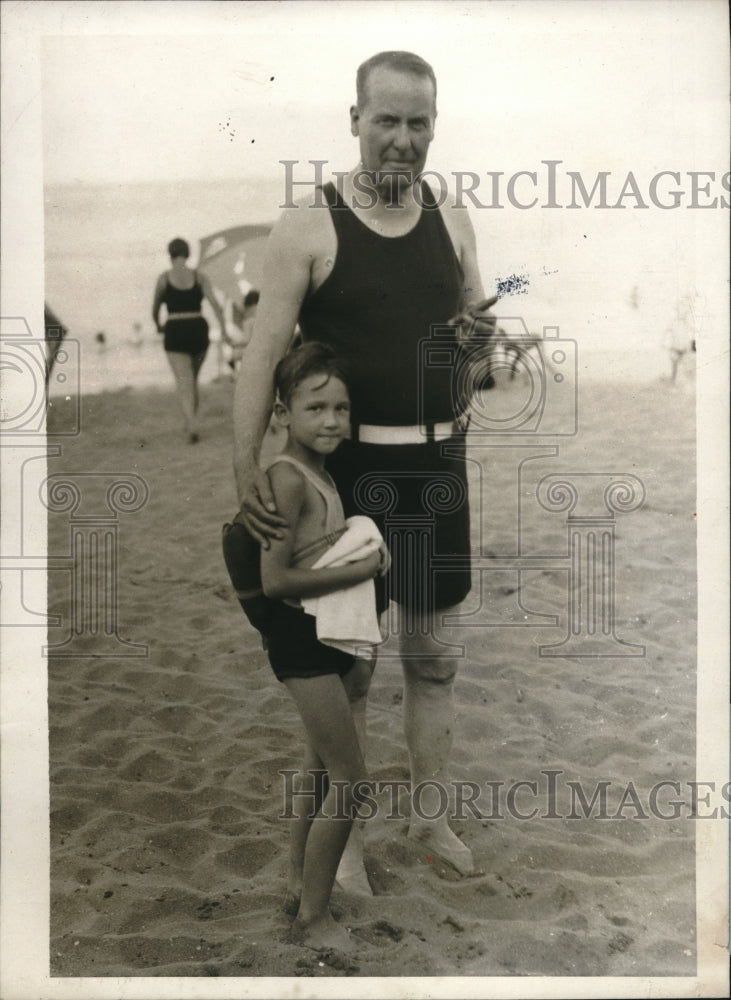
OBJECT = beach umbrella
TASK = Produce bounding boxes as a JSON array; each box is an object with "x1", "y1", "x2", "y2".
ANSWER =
[{"x1": 197, "y1": 224, "x2": 272, "y2": 303}]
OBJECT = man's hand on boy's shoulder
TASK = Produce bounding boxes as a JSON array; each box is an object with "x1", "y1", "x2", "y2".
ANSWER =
[{"x1": 238, "y1": 463, "x2": 289, "y2": 547}]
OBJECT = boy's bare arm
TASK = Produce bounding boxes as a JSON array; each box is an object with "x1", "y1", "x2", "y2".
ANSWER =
[{"x1": 260, "y1": 466, "x2": 381, "y2": 601}]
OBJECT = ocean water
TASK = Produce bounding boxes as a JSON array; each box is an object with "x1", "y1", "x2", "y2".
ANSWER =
[{"x1": 43, "y1": 177, "x2": 693, "y2": 397}]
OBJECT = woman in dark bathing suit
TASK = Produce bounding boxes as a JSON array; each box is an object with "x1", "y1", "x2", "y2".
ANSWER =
[{"x1": 152, "y1": 237, "x2": 230, "y2": 443}]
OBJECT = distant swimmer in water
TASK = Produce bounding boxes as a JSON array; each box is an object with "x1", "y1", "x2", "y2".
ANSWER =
[
  {"x1": 152, "y1": 237, "x2": 231, "y2": 443},
  {"x1": 130, "y1": 321, "x2": 144, "y2": 348}
]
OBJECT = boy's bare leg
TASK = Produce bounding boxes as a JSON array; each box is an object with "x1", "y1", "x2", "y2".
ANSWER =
[
  {"x1": 335, "y1": 657, "x2": 375, "y2": 894},
  {"x1": 284, "y1": 674, "x2": 367, "y2": 951},
  {"x1": 401, "y1": 604, "x2": 475, "y2": 875},
  {"x1": 285, "y1": 746, "x2": 326, "y2": 914}
]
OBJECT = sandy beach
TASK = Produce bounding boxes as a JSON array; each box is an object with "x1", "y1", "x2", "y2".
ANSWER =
[{"x1": 46, "y1": 368, "x2": 698, "y2": 979}]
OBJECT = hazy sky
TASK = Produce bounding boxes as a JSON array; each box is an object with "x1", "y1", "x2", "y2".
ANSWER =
[
  {"x1": 2, "y1": 0, "x2": 728, "y2": 342},
  {"x1": 38, "y1": 0, "x2": 725, "y2": 186}
]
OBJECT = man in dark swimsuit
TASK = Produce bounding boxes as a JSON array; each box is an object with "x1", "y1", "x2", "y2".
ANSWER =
[{"x1": 233, "y1": 51, "x2": 496, "y2": 881}]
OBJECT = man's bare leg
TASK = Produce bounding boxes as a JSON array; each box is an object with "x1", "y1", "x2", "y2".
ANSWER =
[
  {"x1": 335, "y1": 656, "x2": 375, "y2": 894},
  {"x1": 401, "y1": 605, "x2": 475, "y2": 875}
]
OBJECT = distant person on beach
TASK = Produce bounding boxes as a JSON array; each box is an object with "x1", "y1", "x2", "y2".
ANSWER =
[
  {"x1": 229, "y1": 289, "x2": 260, "y2": 373},
  {"x1": 259, "y1": 342, "x2": 389, "y2": 951},
  {"x1": 665, "y1": 293, "x2": 698, "y2": 385},
  {"x1": 233, "y1": 51, "x2": 496, "y2": 882},
  {"x1": 152, "y1": 237, "x2": 229, "y2": 443}
]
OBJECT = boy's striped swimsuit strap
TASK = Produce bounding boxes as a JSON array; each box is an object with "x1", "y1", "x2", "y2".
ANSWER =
[{"x1": 292, "y1": 527, "x2": 348, "y2": 566}]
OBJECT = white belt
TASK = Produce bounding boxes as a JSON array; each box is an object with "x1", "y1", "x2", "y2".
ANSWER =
[
  {"x1": 356, "y1": 419, "x2": 464, "y2": 445},
  {"x1": 167, "y1": 312, "x2": 202, "y2": 321}
]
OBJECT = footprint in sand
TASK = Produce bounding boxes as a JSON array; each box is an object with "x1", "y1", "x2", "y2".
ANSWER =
[
  {"x1": 195, "y1": 899, "x2": 221, "y2": 921},
  {"x1": 369, "y1": 919, "x2": 405, "y2": 942},
  {"x1": 317, "y1": 949, "x2": 360, "y2": 973},
  {"x1": 607, "y1": 931, "x2": 634, "y2": 954}
]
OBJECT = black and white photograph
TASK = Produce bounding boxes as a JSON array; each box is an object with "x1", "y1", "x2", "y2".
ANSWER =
[{"x1": 1, "y1": 1, "x2": 728, "y2": 997}]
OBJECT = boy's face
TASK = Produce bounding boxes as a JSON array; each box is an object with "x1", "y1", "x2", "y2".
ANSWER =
[{"x1": 281, "y1": 373, "x2": 351, "y2": 455}]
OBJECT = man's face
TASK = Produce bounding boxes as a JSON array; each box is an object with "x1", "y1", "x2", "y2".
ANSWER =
[{"x1": 350, "y1": 66, "x2": 436, "y2": 194}]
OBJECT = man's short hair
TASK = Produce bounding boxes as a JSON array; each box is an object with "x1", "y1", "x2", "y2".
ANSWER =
[
  {"x1": 167, "y1": 238, "x2": 190, "y2": 260},
  {"x1": 356, "y1": 51, "x2": 437, "y2": 108},
  {"x1": 274, "y1": 341, "x2": 351, "y2": 407},
  {"x1": 244, "y1": 289, "x2": 260, "y2": 308}
]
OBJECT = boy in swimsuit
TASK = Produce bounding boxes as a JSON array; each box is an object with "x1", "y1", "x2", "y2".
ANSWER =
[{"x1": 260, "y1": 341, "x2": 389, "y2": 952}]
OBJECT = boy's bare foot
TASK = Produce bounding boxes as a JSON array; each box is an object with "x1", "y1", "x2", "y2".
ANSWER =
[
  {"x1": 292, "y1": 912, "x2": 357, "y2": 953},
  {"x1": 408, "y1": 824, "x2": 477, "y2": 876}
]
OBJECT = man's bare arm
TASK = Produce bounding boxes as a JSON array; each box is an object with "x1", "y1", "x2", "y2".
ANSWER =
[
  {"x1": 232, "y1": 207, "x2": 316, "y2": 540},
  {"x1": 445, "y1": 205, "x2": 497, "y2": 342}
]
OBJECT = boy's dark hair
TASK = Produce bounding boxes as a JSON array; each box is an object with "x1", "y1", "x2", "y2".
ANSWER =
[
  {"x1": 167, "y1": 237, "x2": 190, "y2": 259},
  {"x1": 244, "y1": 289, "x2": 260, "y2": 308},
  {"x1": 274, "y1": 341, "x2": 351, "y2": 407}
]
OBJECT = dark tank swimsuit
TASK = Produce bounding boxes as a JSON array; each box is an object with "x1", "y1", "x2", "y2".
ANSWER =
[
  {"x1": 299, "y1": 181, "x2": 472, "y2": 615},
  {"x1": 162, "y1": 272, "x2": 209, "y2": 356}
]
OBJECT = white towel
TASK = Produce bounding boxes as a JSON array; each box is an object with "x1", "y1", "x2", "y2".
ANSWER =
[{"x1": 301, "y1": 516, "x2": 385, "y2": 656}]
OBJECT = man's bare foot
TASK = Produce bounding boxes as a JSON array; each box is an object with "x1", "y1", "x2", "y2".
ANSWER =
[
  {"x1": 335, "y1": 827, "x2": 373, "y2": 895},
  {"x1": 408, "y1": 824, "x2": 477, "y2": 875},
  {"x1": 335, "y1": 864, "x2": 373, "y2": 896},
  {"x1": 292, "y1": 912, "x2": 356, "y2": 952},
  {"x1": 335, "y1": 851, "x2": 373, "y2": 895}
]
